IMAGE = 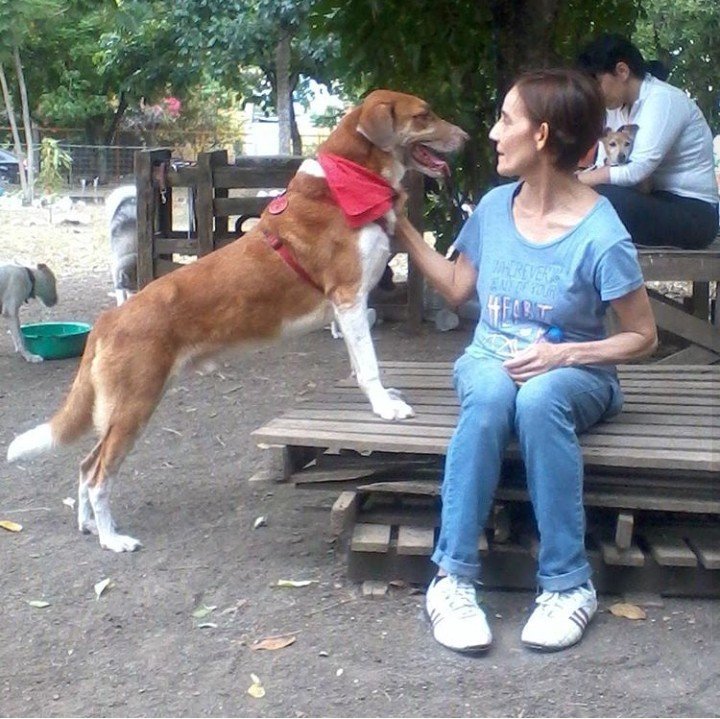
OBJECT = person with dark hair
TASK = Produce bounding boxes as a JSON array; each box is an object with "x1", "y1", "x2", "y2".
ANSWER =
[
  {"x1": 577, "y1": 34, "x2": 719, "y2": 249},
  {"x1": 394, "y1": 68, "x2": 657, "y2": 654}
]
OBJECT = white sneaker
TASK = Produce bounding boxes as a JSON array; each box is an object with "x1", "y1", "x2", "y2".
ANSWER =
[
  {"x1": 425, "y1": 574, "x2": 492, "y2": 653},
  {"x1": 521, "y1": 581, "x2": 598, "y2": 651}
]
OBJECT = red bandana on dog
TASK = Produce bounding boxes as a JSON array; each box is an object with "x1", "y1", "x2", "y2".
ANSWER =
[{"x1": 317, "y1": 153, "x2": 396, "y2": 228}]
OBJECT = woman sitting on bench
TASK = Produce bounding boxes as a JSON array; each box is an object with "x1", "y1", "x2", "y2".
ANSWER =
[
  {"x1": 576, "y1": 34, "x2": 719, "y2": 249},
  {"x1": 395, "y1": 68, "x2": 657, "y2": 654}
]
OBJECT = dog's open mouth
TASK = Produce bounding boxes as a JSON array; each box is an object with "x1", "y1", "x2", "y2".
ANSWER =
[{"x1": 411, "y1": 144, "x2": 450, "y2": 177}]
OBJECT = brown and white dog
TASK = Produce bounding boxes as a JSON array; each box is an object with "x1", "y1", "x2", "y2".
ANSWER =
[
  {"x1": 601, "y1": 124, "x2": 638, "y2": 167},
  {"x1": 6, "y1": 90, "x2": 467, "y2": 552}
]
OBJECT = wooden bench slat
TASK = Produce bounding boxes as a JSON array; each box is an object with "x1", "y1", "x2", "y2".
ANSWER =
[{"x1": 266, "y1": 416, "x2": 715, "y2": 453}]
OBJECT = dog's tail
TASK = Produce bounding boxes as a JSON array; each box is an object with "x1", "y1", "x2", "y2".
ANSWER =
[{"x1": 7, "y1": 333, "x2": 97, "y2": 463}]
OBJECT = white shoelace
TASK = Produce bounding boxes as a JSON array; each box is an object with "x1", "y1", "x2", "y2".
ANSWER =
[{"x1": 440, "y1": 576, "x2": 481, "y2": 618}]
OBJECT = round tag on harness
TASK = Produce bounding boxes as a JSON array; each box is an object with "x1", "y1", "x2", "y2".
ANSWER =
[{"x1": 267, "y1": 193, "x2": 288, "y2": 215}]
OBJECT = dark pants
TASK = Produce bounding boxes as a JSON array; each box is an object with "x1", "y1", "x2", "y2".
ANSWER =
[{"x1": 596, "y1": 185, "x2": 719, "y2": 249}]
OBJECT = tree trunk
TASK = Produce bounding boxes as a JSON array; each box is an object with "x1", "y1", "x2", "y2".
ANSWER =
[
  {"x1": 105, "y1": 91, "x2": 129, "y2": 145},
  {"x1": 0, "y1": 61, "x2": 29, "y2": 200},
  {"x1": 289, "y1": 90, "x2": 302, "y2": 156},
  {"x1": 489, "y1": 0, "x2": 562, "y2": 101},
  {"x1": 13, "y1": 45, "x2": 34, "y2": 204},
  {"x1": 275, "y1": 30, "x2": 292, "y2": 155}
]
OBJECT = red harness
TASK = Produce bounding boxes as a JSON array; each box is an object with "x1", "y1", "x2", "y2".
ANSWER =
[
  {"x1": 263, "y1": 229, "x2": 324, "y2": 294},
  {"x1": 262, "y1": 155, "x2": 397, "y2": 293}
]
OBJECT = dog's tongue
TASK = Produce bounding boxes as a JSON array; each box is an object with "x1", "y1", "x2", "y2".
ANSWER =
[{"x1": 412, "y1": 145, "x2": 450, "y2": 176}]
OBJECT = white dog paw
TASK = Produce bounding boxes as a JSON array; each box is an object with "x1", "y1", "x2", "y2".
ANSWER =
[
  {"x1": 373, "y1": 395, "x2": 415, "y2": 421},
  {"x1": 23, "y1": 353, "x2": 44, "y2": 363},
  {"x1": 100, "y1": 533, "x2": 142, "y2": 552}
]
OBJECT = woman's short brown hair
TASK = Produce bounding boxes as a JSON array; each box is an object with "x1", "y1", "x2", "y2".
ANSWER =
[{"x1": 513, "y1": 68, "x2": 605, "y2": 171}]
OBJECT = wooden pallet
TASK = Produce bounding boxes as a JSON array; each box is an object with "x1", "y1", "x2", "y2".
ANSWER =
[
  {"x1": 344, "y1": 496, "x2": 720, "y2": 597},
  {"x1": 251, "y1": 361, "x2": 720, "y2": 595}
]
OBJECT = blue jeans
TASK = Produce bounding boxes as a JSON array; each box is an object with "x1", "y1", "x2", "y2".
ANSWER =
[{"x1": 431, "y1": 353, "x2": 624, "y2": 591}]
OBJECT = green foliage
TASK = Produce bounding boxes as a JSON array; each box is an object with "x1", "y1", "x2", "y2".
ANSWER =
[
  {"x1": 311, "y1": 0, "x2": 640, "y2": 252},
  {"x1": 38, "y1": 136, "x2": 72, "y2": 193},
  {"x1": 634, "y1": 0, "x2": 720, "y2": 133}
]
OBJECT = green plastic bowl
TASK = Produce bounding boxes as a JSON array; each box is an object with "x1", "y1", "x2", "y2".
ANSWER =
[{"x1": 20, "y1": 322, "x2": 92, "y2": 360}]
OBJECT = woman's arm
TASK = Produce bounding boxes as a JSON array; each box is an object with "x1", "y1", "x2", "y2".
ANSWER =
[
  {"x1": 577, "y1": 164, "x2": 610, "y2": 187},
  {"x1": 394, "y1": 215, "x2": 477, "y2": 307},
  {"x1": 503, "y1": 286, "x2": 657, "y2": 383}
]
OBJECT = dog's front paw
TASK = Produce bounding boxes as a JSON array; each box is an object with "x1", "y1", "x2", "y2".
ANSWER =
[
  {"x1": 100, "y1": 532, "x2": 142, "y2": 552},
  {"x1": 23, "y1": 352, "x2": 44, "y2": 363},
  {"x1": 372, "y1": 391, "x2": 415, "y2": 421}
]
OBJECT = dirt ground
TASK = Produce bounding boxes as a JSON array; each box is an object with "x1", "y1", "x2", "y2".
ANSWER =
[{"x1": 1, "y1": 197, "x2": 719, "y2": 718}]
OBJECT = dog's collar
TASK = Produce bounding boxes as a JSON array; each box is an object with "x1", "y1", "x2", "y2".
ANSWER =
[
  {"x1": 317, "y1": 153, "x2": 397, "y2": 229},
  {"x1": 263, "y1": 231, "x2": 323, "y2": 294},
  {"x1": 25, "y1": 267, "x2": 35, "y2": 300}
]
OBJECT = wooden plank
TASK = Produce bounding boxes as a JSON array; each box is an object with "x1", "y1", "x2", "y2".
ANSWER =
[
  {"x1": 396, "y1": 526, "x2": 435, "y2": 556},
  {"x1": 656, "y1": 345, "x2": 720, "y2": 364},
  {"x1": 685, "y1": 530, "x2": 720, "y2": 570},
  {"x1": 642, "y1": 531, "x2": 698, "y2": 567},
  {"x1": 351, "y1": 523, "x2": 391, "y2": 553},
  {"x1": 615, "y1": 512, "x2": 634, "y2": 550},
  {"x1": 135, "y1": 149, "x2": 171, "y2": 287},
  {"x1": 600, "y1": 540, "x2": 646, "y2": 566},
  {"x1": 195, "y1": 151, "x2": 223, "y2": 257},
  {"x1": 330, "y1": 491, "x2": 359, "y2": 536},
  {"x1": 213, "y1": 196, "x2": 271, "y2": 218},
  {"x1": 648, "y1": 292, "x2": 720, "y2": 353}
]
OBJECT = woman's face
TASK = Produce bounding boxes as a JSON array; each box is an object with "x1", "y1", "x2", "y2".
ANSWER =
[{"x1": 489, "y1": 87, "x2": 542, "y2": 177}]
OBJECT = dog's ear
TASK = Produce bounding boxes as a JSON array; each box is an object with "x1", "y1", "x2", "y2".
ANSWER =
[
  {"x1": 602, "y1": 127, "x2": 612, "y2": 137},
  {"x1": 357, "y1": 101, "x2": 395, "y2": 151},
  {"x1": 619, "y1": 124, "x2": 639, "y2": 139}
]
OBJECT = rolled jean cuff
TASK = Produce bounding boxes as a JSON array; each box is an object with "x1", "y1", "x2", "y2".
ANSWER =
[
  {"x1": 432, "y1": 548, "x2": 480, "y2": 580},
  {"x1": 538, "y1": 562, "x2": 592, "y2": 592}
]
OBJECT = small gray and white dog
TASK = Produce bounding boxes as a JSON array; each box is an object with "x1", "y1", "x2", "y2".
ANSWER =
[
  {"x1": 106, "y1": 185, "x2": 138, "y2": 305},
  {"x1": 0, "y1": 263, "x2": 58, "y2": 362}
]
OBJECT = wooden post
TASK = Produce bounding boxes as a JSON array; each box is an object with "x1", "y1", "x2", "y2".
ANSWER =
[
  {"x1": 195, "y1": 149, "x2": 228, "y2": 256},
  {"x1": 135, "y1": 148, "x2": 171, "y2": 288}
]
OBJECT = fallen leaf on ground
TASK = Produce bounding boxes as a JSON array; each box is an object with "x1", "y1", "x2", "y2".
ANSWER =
[
  {"x1": 62, "y1": 497, "x2": 75, "y2": 509},
  {"x1": 197, "y1": 622, "x2": 217, "y2": 629},
  {"x1": 94, "y1": 578, "x2": 113, "y2": 599},
  {"x1": 276, "y1": 579, "x2": 318, "y2": 588},
  {"x1": 27, "y1": 600, "x2": 50, "y2": 608},
  {"x1": 253, "y1": 516, "x2": 267, "y2": 529},
  {"x1": 250, "y1": 634, "x2": 296, "y2": 651},
  {"x1": 247, "y1": 673, "x2": 265, "y2": 699},
  {"x1": 0, "y1": 520, "x2": 22, "y2": 532},
  {"x1": 609, "y1": 602, "x2": 647, "y2": 620},
  {"x1": 192, "y1": 604, "x2": 217, "y2": 619}
]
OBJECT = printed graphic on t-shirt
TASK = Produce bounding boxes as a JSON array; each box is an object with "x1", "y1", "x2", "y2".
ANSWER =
[{"x1": 481, "y1": 258, "x2": 564, "y2": 359}]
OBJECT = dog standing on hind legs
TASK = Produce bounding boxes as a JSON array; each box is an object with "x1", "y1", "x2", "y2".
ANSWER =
[{"x1": 6, "y1": 89, "x2": 468, "y2": 553}]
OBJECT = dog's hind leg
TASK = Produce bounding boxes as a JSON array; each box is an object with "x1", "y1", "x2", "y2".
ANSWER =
[{"x1": 79, "y1": 418, "x2": 146, "y2": 552}]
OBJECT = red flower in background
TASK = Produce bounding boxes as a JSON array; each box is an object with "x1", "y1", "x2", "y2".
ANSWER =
[{"x1": 162, "y1": 97, "x2": 182, "y2": 118}]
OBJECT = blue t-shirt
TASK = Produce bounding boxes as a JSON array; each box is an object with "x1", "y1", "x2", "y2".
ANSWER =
[{"x1": 454, "y1": 182, "x2": 645, "y2": 369}]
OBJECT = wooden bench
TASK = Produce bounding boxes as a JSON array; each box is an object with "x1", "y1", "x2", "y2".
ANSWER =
[
  {"x1": 252, "y1": 361, "x2": 720, "y2": 596},
  {"x1": 637, "y1": 238, "x2": 720, "y2": 364}
]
